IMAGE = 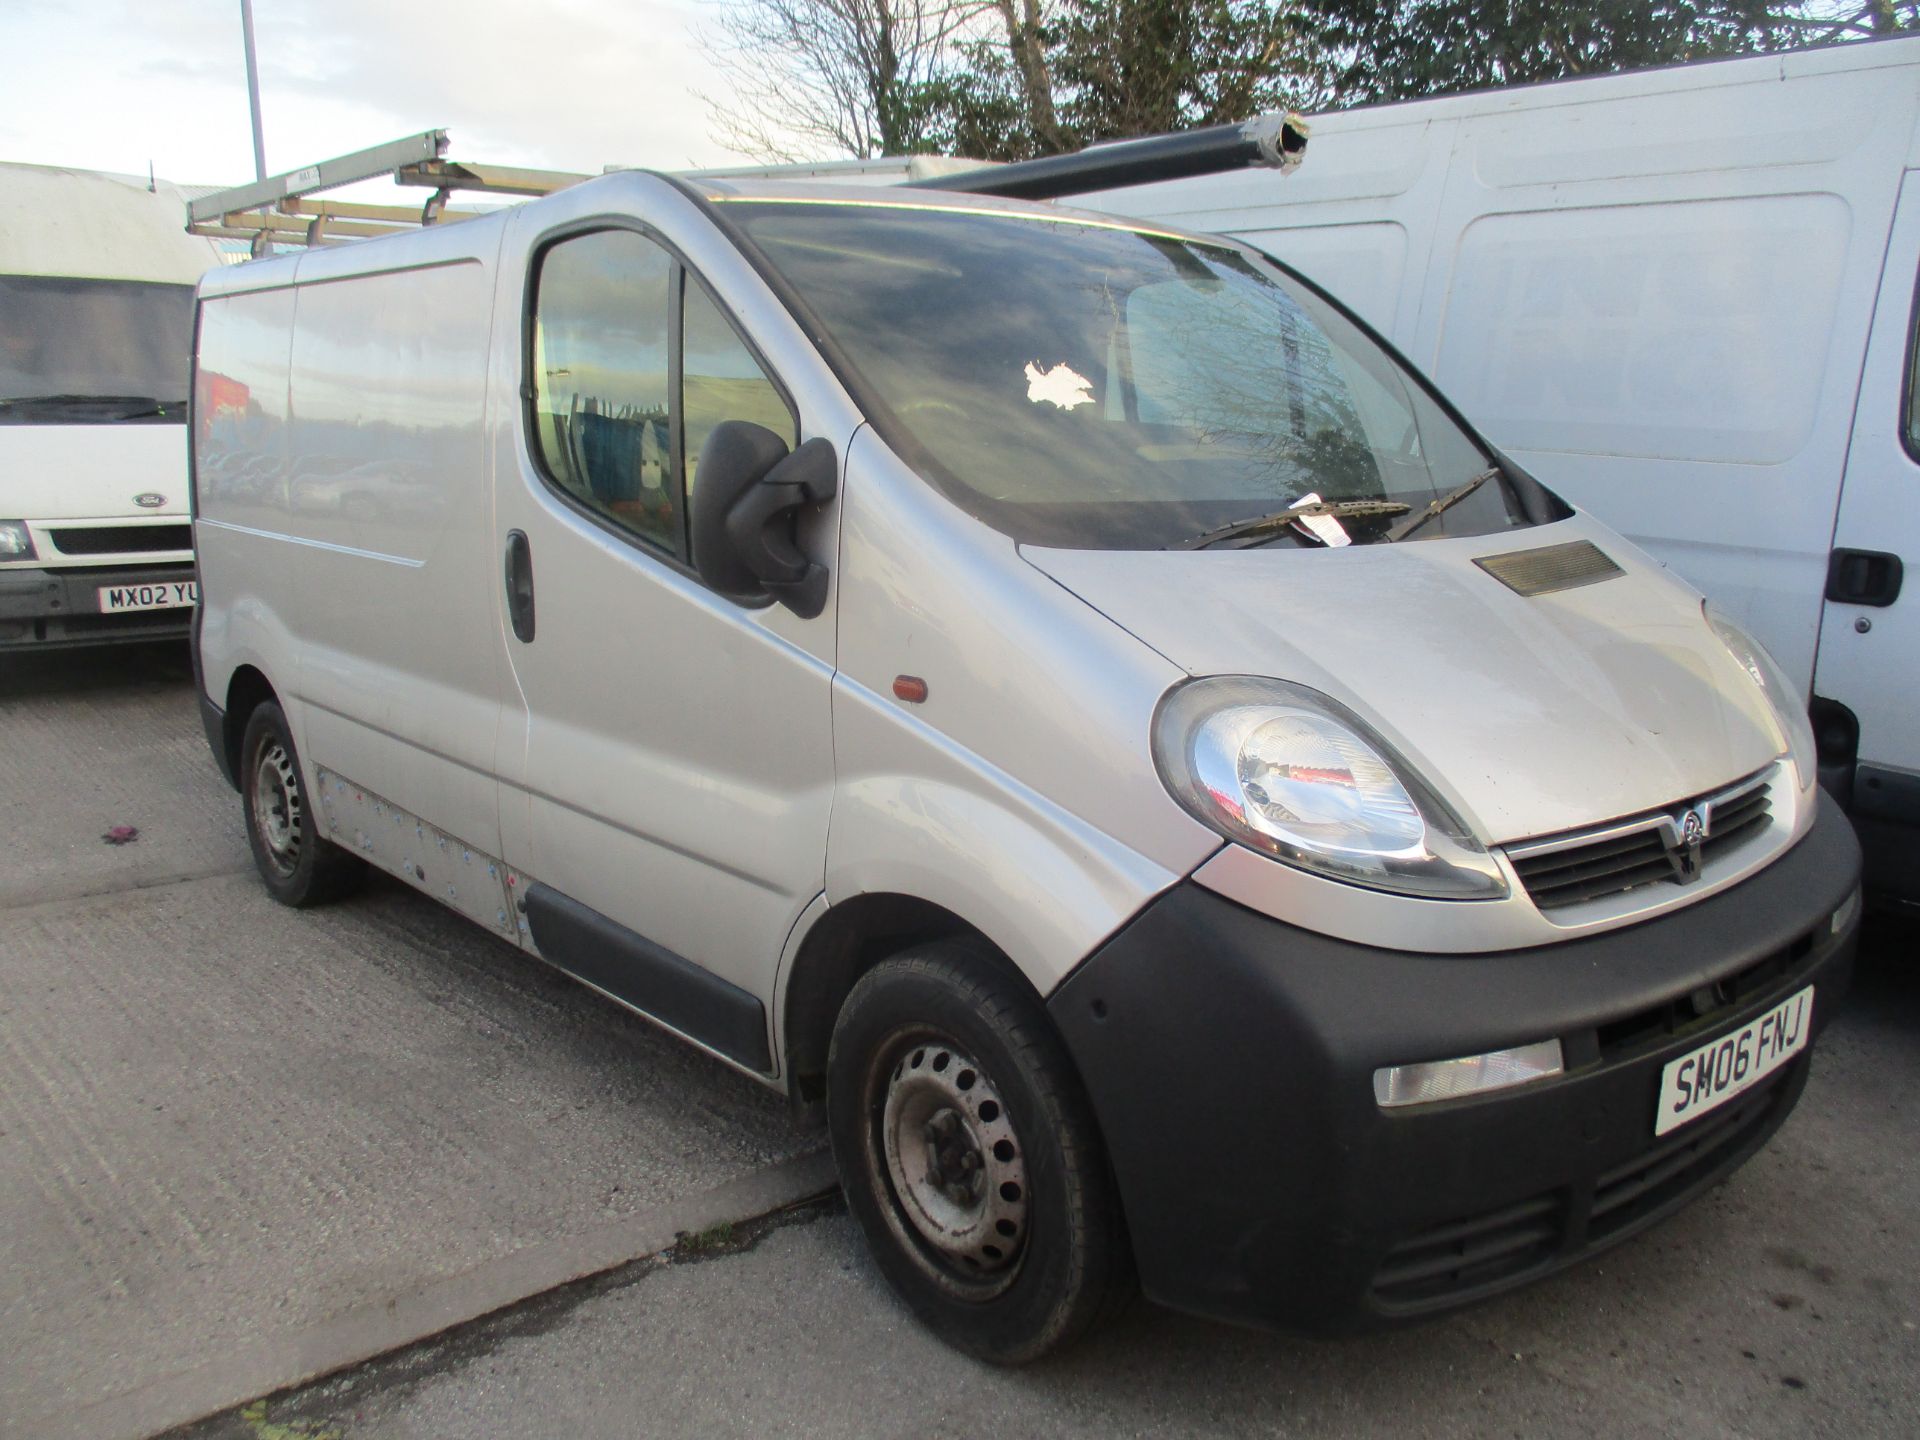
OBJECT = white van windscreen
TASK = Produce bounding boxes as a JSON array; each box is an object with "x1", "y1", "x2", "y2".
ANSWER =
[
  {"x1": 0, "y1": 276, "x2": 194, "y2": 424},
  {"x1": 724, "y1": 200, "x2": 1539, "y2": 550}
]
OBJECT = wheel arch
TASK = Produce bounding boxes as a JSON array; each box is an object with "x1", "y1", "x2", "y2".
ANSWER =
[
  {"x1": 221, "y1": 663, "x2": 280, "y2": 788},
  {"x1": 780, "y1": 893, "x2": 1038, "y2": 1122}
]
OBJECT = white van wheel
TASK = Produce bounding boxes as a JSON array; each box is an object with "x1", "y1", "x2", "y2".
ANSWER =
[
  {"x1": 239, "y1": 701, "x2": 366, "y2": 908},
  {"x1": 251, "y1": 737, "x2": 303, "y2": 876},
  {"x1": 827, "y1": 942, "x2": 1134, "y2": 1363},
  {"x1": 878, "y1": 1036, "x2": 1030, "y2": 1294}
]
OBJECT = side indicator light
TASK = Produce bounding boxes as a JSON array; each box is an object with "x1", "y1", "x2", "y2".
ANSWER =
[{"x1": 893, "y1": 675, "x2": 929, "y2": 704}]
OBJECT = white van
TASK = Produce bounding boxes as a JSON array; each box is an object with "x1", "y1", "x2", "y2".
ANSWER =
[
  {"x1": 0, "y1": 164, "x2": 223, "y2": 649},
  {"x1": 191, "y1": 155, "x2": 1861, "y2": 1359},
  {"x1": 1079, "y1": 39, "x2": 1920, "y2": 905}
]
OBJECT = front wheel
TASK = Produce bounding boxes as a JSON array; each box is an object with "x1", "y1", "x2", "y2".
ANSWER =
[
  {"x1": 827, "y1": 942, "x2": 1134, "y2": 1363},
  {"x1": 239, "y1": 700, "x2": 366, "y2": 908}
]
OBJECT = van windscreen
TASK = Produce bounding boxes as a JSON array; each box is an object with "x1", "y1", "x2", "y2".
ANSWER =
[
  {"x1": 0, "y1": 276, "x2": 194, "y2": 424},
  {"x1": 723, "y1": 199, "x2": 1540, "y2": 550}
]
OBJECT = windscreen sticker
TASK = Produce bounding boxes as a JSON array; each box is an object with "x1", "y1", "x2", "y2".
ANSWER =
[{"x1": 1024, "y1": 361, "x2": 1095, "y2": 411}]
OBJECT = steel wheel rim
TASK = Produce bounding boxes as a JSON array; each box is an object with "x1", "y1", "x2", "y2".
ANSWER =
[
  {"x1": 251, "y1": 739, "x2": 303, "y2": 876},
  {"x1": 869, "y1": 1032, "x2": 1029, "y2": 1298}
]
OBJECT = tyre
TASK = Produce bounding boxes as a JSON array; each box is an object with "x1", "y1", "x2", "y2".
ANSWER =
[
  {"x1": 239, "y1": 700, "x2": 366, "y2": 907},
  {"x1": 827, "y1": 941, "x2": 1134, "y2": 1363}
]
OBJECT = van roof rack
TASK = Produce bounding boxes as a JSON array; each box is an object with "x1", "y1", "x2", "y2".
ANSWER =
[
  {"x1": 185, "y1": 130, "x2": 591, "y2": 255},
  {"x1": 187, "y1": 115, "x2": 1308, "y2": 256}
]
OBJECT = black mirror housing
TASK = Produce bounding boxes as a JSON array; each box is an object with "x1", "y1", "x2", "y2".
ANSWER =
[
  {"x1": 690, "y1": 421, "x2": 838, "y2": 619},
  {"x1": 691, "y1": 421, "x2": 790, "y2": 600}
]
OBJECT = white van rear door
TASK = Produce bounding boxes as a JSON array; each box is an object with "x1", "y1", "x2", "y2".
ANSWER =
[
  {"x1": 1815, "y1": 170, "x2": 1920, "y2": 815},
  {"x1": 490, "y1": 221, "x2": 838, "y2": 1027}
]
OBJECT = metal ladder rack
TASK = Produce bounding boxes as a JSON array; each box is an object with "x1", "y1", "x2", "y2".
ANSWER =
[
  {"x1": 186, "y1": 114, "x2": 1309, "y2": 257},
  {"x1": 185, "y1": 130, "x2": 590, "y2": 255}
]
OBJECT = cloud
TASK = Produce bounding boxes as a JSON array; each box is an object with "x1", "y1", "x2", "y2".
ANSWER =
[{"x1": 0, "y1": 0, "x2": 792, "y2": 189}]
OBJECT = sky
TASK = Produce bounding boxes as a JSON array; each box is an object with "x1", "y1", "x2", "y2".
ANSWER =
[{"x1": 0, "y1": 0, "x2": 778, "y2": 195}]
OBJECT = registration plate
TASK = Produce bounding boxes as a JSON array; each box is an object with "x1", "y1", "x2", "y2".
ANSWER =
[
  {"x1": 97, "y1": 580, "x2": 198, "y2": 613},
  {"x1": 1654, "y1": 986, "x2": 1812, "y2": 1136}
]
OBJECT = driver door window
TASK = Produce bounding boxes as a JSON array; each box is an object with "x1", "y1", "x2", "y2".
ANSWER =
[{"x1": 530, "y1": 231, "x2": 795, "y2": 563}]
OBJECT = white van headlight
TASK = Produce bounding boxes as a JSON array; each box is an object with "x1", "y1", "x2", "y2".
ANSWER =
[
  {"x1": 1153, "y1": 677, "x2": 1507, "y2": 900},
  {"x1": 1704, "y1": 603, "x2": 1816, "y2": 794}
]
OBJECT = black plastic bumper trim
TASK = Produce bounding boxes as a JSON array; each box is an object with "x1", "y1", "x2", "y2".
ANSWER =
[
  {"x1": 524, "y1": 882, "x2": 772, "y2": 1073},
  {"x1": 1047, "y1": 793, "x2": 1861, "y2": 1335}
]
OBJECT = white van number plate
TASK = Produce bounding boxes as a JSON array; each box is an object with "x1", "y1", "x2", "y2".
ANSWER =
[
  {"x1": 97, "y1": 581, "x2": 198, "y2": 613},
  {"x1": 1654, "y1": 986, "x2": 1812, "y2": 1136}
]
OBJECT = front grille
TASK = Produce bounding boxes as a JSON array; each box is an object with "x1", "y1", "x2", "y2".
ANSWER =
[
  {"x1": 1594, "y1": 927, "x2": 1818, "y2": 1062},
  {"x1": 47, "y1": 524, "x2": 192, "y2": 556},
  {"x1": 1508, "y1": 770, "x2": 1774, "y2": 911},
  {"x1": 1510, "y1": 828, "x2": 1672, "y2": 908},
  {"x1": 1700, "y1": 781, "x2": 1771, "y2": 862}
]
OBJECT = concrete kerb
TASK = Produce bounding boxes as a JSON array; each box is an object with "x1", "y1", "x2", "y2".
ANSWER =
[{"x1": 19, "y1": 1149, "x2": 838, "y2": 1440}]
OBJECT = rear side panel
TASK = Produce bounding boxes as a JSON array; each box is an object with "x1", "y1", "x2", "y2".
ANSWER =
[{"x1": 196, "y1": 220, "x2": 514, "y2": 856}]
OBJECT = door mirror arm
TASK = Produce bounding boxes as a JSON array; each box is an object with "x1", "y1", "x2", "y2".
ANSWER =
[{"x1": 691, "y1": 421, "x2": 838, "y2": 619}]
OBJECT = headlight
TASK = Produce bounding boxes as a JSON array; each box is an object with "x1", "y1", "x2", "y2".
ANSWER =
[
  {"x1": 1705, "y1": 602, "x2": 1816, "y2": 793},
  {"x1": 1153, "y1": 676, "x2": 1507, "y2": 899},
  {"x1": 0, "y1": 520, "x2": 34, "y2": 559}
]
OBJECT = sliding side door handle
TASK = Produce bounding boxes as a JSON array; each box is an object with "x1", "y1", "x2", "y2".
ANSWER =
[{"x1": 504, "y1": 530, "x2": 536, "y2": 642}]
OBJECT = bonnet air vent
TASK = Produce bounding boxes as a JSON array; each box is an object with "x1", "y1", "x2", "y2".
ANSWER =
[{"x1": 1474, "y1": 541, "x2": 1623, "y2": 597}]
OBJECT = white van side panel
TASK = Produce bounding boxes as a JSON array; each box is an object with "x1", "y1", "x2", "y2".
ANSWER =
[
  {"x1": 197, "y1": 221, "x2": 514, "y2": 854},
  {"x1": 1818, "y1": 169, "x2": 1920, "y2": 781},
  {"x1": 281, "y1": 248, "x2": 507, "y2": 851},
  {"x1": 1081, "y1": 41, "x2": 1920, "y2": 698},
  {"x1": 195, "y1": 277, "x2": 301, "y2": 725}
]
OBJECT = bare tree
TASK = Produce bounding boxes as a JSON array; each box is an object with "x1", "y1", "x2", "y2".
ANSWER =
[
  {"x1": 1771, "y1": 1, "x2": 1920, "y2": 39},
  {"x1": 702, "y1": 0, "x2": 990, "y2": 160},
  {"x1": 991, "y1": 0, "x2": 1066, "y2": 151}
]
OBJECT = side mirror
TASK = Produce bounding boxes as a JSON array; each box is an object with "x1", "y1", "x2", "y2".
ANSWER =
[{"x1": 690, "y1": 421, "x2": 838, "y2": 619}]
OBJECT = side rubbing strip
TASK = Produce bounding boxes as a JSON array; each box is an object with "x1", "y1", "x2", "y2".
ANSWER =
[
  {"x1": 524, "y1": 883, "x2": 773, "y2": 1072},
  {"x1": 1474, "y1": 540, "x2": 1623, "y2": 597}
]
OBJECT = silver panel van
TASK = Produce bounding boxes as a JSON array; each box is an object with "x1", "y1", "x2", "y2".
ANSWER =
[{"x1": 191, "y1": 163, "x2": 1862, "y2": 1360}]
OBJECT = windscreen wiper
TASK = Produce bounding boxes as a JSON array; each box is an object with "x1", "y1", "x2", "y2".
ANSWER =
[
  {"x1": 1387, "y1": 467, "x2": 1502, "y2": 543},
  {"x1": 1173, "y1": 497, "x2": 1411, "y2": 551}
]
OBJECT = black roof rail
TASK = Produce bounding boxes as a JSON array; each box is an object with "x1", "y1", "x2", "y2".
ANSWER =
[{"x1": 908, "y1": 112, "x2": 1308, "y2": 201}]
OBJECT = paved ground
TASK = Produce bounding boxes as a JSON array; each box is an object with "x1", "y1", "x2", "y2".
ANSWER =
[
  {"x1": 4, "y1": 641, "x2": 1917, "y2": 1440},
  {"x1": 177, "y1": 927, "x2": 1919, "y2": 1440},
  {"x1": 0, "y1": 645, "x2": 823, "y2": 1439}
]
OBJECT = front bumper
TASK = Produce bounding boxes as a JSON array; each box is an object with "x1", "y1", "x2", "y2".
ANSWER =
[
  {"x1": 0, "y1": 563, "x2": 197, "y2": 649},
  {"x1": 1048, "y1": 792, "x2": 1862, "y2": 1335}
]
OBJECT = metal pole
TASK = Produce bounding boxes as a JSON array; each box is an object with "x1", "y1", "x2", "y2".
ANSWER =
[{"x1": 240, "y1": 0, "x2": 267, "y2": 181}]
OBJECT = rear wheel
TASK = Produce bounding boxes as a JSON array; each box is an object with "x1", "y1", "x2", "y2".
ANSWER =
[
  {"x1": 240, "y1": 700, "x2": 365, "y2": 907},
  {"x1": 827, "y1": 941, "x2": 1134, "y2": 1363}
]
